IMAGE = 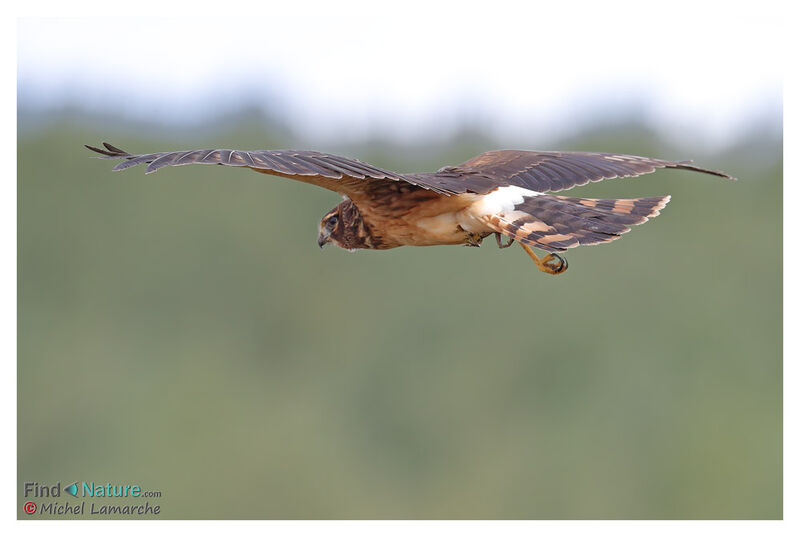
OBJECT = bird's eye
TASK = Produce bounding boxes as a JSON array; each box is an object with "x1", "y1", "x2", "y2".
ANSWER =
[{"x1": 327, "y1": 215, "x2": 339, "y2": 227}]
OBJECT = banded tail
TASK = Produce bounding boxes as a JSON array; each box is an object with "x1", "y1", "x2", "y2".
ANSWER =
[{"x1": 487, "y1": 194, "x2": 671, "y2": 252}]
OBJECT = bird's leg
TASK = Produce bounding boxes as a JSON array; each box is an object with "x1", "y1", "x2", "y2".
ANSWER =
[
  {"x1": 519, "y1": 243, "x2": 568, "y2": 275},
  {"x1": 494, "y1": 233, "x2": 515, "y2": 249}
]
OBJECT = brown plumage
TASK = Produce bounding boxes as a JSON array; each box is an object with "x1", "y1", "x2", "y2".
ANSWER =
[{"x1": 85, "y1": 142, "x2": 734, "y2": 274}]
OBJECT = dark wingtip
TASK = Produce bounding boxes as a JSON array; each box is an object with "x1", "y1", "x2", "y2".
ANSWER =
[
  {"x1": 673, "y1": 161, "x2": 737, "y2": 181},
  {"x1": 85, "y1": 142, "x2": 130, "y2": 157},
  {"x1": 85, "y1": 144, "x2": 106, "y2": 155},
  {"x1": 102, "y1": 142, "x2": 128, "y2": 154}
]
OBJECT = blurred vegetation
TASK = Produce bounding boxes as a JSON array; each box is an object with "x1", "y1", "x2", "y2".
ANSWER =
[{"x1": 18, "y1": 112, "x2": 781, "y2": 519}]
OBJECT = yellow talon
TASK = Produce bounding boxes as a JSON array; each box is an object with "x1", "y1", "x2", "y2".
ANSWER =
[{"x1": 519, "y1": 243, "x2": 568, "y2": 275}]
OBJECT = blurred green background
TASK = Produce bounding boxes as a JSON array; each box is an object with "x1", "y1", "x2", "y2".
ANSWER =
[{"x1": 18, "y1": 113, "x2": 781, "y2": 519}]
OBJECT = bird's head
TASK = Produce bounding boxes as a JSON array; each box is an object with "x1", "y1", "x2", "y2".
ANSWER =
[{"x1": 317, "y1": 198, "x2": 373, "y2": 251}]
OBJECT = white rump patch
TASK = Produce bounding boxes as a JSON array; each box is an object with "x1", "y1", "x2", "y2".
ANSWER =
[
  {"x1": 415, "y1": 186, "x2": 542, "y2": 239},
  {"x1": 457, "y1": 186, "x2": 541, "y2": 233},
  {"x1": 472, "y1": 186, "x2": 541, "y2": 216}
]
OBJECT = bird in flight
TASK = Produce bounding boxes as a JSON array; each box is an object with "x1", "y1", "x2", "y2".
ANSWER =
[{"x1": 86, "y1": 142, "x2": 734, "y2": 274}]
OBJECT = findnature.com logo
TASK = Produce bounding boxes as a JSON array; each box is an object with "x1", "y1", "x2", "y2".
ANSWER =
[{"x1": 22, "y1": 481, "x2": 163, "y2": 517}]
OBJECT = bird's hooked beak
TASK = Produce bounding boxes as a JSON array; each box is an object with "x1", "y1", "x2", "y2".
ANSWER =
[{"x1": 318, "y1": 228, "x2": 331, "y2": 248}]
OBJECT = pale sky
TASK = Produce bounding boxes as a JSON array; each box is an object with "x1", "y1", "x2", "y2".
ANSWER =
[{"x1": 17, "y1": 6, "x2": 783, "y2": 148}]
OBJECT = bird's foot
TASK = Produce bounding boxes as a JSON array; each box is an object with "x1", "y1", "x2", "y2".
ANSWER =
[
  {"x1": 495, "y1": 233, "x2": 515, "y2": 249},
  {"x1": 540, "y1": 253, "x2": 568, "y2": 274},
  {"x1": 464, "y1": 233, "x2": 484, "y2": 247},
  {"x1": 519, "y1": 243, "x2": 568, "y2": 275}
]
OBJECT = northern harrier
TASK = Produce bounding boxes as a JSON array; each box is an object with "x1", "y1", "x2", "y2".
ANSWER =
[{"x1": 85, "y1": 143, "x2": 734, "y2": 274}]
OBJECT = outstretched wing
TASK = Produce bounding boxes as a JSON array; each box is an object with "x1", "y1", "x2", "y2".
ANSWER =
[
  {"x1": 87, "y1": 143, "x2": 735, "y2": 198},
  {"x1": 85, "y1": 142, "x2": 445, "y2": 197},
  {"x1": 427, "y1": 149, "x2": 735, "y2": 194}
]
